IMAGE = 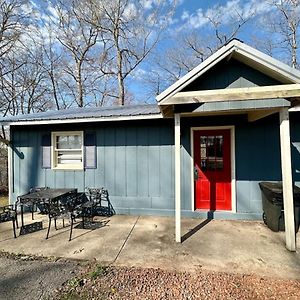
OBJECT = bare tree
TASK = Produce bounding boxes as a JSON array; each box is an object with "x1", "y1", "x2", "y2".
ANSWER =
[
  {"x1": 38, "y1": 25, "x2": 63, "y2": 110},
  {"x1": 54, "y1": 0, "x2": 99, "y2": 107},
  {"x1": 82, "y1": 0, "x2": 176, "y2": 105},
  {"x1": 145, "y1": 1, "x2": 255, "y2": 93},
  {"x1": 260, "y1": 0, "x2": 300, "y2": 68},
  {"x1": 0, "y1": 0, "x2": 31, "y2": 140}
]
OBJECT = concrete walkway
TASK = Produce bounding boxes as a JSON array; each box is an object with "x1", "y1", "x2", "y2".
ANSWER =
[{"x1": 0, "y1": 214, "x2": 299, "y2": 279}]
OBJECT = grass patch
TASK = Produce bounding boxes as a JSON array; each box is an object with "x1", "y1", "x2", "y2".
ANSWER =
[
  {"x1": 88, "y1": 264, "x2": 108, "y2": 279},
  {"x1": 0, "y1": 196, "x2": 8, "y2": 207}
]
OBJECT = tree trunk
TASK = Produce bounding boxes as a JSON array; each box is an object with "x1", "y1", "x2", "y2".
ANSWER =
[
  {"x1": 291, "y1": 27, "x2": 297, "y2": 68},
  {"x1": 116, "y1": 44, "x2": 124, "y2": 105},
  {"x1": 76, "y1": 62, "x2": 84, "y2": 107}
]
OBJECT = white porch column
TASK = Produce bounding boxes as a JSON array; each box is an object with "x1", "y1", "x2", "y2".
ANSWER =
[
  {"x1": 279, "y1": 108, "x2": 296, "y2": 251},
  {"x1": 174, "y1": 113, "x2": 181, "y2": 243}
]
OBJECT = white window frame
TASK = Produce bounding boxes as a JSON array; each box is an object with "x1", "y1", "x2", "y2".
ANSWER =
[{"x1": 51, "y1": 131, "x2": 84, "y2": 170}]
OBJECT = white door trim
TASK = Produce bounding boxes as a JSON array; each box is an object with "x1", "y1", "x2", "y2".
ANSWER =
[{"x1": 190, "y1": 126, "x2": 236, "y2": 213}]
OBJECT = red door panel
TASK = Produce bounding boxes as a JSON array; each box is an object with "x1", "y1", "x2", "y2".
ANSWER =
[{"x1": 194, "y1": 129, "x2": 231, "y2": 211}]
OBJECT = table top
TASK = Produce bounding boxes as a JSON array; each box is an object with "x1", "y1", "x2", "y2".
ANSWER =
[{"x1": 17, "y1": 188, "x2": 77, "y2": 203}]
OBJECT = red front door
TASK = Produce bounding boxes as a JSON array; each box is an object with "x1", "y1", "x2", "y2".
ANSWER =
[{"x1": 194, "y1": 129, "x2": 232, "y2": 211}]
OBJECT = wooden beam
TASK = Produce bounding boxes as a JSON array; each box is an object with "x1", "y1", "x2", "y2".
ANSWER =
[
  {"x1": 174, "y1": 113, "x2": 181, "y2": 243},
  {"x1": 161, "y1": 84, "x2": 300, "y2": 105},
  {"x1": 160, "y1": 104, "x2": 174, "y2": 117},
  {"x1": 248, "y1": 109, "x2": 279, "y2": 122},
  {"x1": 279, "y1": 108, "x2": 296, "y2": 251}
]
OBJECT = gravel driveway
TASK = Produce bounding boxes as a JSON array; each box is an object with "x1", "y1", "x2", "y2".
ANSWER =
[{"x1": 0, "y1": 253, "x2": 81, "y2": 300}]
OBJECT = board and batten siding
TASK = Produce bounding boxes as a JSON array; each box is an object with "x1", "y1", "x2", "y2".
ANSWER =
[
  {"x1": 10, "y1": 120, "x2": 176, "y2": 215},
  {"x1": 9, "y1": 114, "x2": 300, "y2": 218}
]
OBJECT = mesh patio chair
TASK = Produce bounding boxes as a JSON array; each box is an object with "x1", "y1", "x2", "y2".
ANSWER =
[{"x1": 0, "y1": 205, "x2": 18, "y2": 238}]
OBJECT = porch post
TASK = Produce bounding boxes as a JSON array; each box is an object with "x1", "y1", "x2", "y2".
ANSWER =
[
  {"x1": 175, "y1": 113, "x2": 181, "y2": 243},
  {"x1": 7, "y1": 127, "x2": 12, "y2": 205},
  {"x1": 279, "y1": 108, "x2": 296, "y2": 251}
]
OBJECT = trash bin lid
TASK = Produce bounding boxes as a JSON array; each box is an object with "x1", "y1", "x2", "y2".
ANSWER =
[{"x1": 259, "y1": 182, "x2": 300, "y2": 205}]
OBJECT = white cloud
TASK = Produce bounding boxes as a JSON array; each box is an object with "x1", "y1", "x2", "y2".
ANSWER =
[
  {"x1": 181, "y1": 10, "x2": 189, "y2": 21},
  {"x1": 179, "y1": 0, "x2": 273, "y2": 30},
  {"x1": 131, "y1": 67, "x2": 147, "y2": 80},
  {"x1": 124, "y1": 2, "x2": 138, "y2": 19},
  {"x1": 141, "y1": 0, "x2": 155, "y2": 9}
]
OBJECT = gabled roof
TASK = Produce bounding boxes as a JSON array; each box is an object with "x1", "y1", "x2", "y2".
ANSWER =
[
  {"x1": 0, "y1": 104, "x2": 162, "y2": 126},
  {"x1": 156, "y1": 39, "x2": 300, "y2": 103}
]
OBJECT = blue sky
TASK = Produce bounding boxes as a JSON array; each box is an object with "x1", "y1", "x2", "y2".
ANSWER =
[
  {"x1": 28, "y1": 0, "x2": 281, "y2": 104},
  {"x1": 127, "y1": 0, "x2": 276, "y2": 101}
]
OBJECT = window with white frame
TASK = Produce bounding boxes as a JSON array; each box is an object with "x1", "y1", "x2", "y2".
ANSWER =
[{"x1": 51, "y1": 131, "x2": 84, "y2": 170}]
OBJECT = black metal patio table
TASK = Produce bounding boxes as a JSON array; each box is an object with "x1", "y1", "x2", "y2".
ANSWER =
[{"x1": 17, "y1": 188, "x2": 77, "y2": 235}]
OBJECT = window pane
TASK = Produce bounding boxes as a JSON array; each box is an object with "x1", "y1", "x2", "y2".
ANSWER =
[
  {"x1": 207, "y1": 160, "x2": 215, "y2": 170},
  {"x1": 57, "y1": 150, "x2": 82, "y2": 164},
  {"x1": 207, "y1": 136, "x2": 215, "y2": 158},
  {"x1": 215, "y1": 136, "x2": 223, "y2": 158},
  {"x1": 199, "y1": 134, "x2": 224, "y2": 171},
  {"x1": 216, "y1": 159, "x2": 223, "y2": 170},
  {"x1": 56, "y1": 135, "x2": 82, "y2": 149}
]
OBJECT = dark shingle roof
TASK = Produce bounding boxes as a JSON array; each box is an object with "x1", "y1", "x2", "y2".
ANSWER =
[{"x1": 0, "y1": 104, "x2": 161, "y2": 124}]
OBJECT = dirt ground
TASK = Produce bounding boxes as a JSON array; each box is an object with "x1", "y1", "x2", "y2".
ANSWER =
[{"x1": 0, "y1": 252, "x2": 82, "y2": 300}]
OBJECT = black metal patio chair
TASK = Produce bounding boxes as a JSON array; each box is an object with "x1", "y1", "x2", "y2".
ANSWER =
[
  {"x1": 85, "y1": 187, "x2": 114, "y2": 217},
  {"x1": 46, "y1": 192, "x2": 82, "y2": 241},
  {"x1": 0, "y1": 205, "x2": 18, "y2": 238}
]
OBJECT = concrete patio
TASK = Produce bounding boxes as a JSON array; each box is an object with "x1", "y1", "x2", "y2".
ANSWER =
[{"x1": 0, "y1": 213, "x2": 299, "y2": 279}]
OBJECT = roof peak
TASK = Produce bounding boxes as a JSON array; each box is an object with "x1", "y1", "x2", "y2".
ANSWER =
[{"x1": 156, "y1": 40, "x2": 300, "y2": 103}]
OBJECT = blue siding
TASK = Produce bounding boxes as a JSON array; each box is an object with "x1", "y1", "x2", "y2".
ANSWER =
[
  {"x1": 182, "y1": 58, "x2": 281, "y2": 91},
  {"x1": 10, "y1": 114, "x2": 300, "y2": 217},
  {"x1": 10, "y1": 120, "x2": 175, "y2": 213}
]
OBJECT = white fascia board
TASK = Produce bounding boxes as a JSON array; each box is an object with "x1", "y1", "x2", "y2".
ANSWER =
[
  {"x1": 156, "y1": 41, "x2": 237, "y2": 103},
  {"x1": 2, "y1": 114, "x2": 163, "y2": 126},
  {"x1": 234, "y1": 41, "x2": 300, "y2": 83}
]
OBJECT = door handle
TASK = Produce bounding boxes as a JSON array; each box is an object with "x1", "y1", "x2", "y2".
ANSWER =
[{"x1": 194, "y1": 167, "x2": 199, "y2": 181}]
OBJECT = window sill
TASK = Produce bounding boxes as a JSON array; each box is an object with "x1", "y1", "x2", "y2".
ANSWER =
[{"x1": 52, "y1": 166, "x2": 84, "y2": 171}]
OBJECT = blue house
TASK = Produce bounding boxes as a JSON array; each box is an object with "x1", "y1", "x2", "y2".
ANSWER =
[{"x1": 1, "y1": 40, "x2": 300, "y2": 250}]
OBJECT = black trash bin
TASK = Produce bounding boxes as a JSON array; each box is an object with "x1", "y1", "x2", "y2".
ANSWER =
[{"x1": 259, "y1": 182, "x2": 300, "y2": 232}]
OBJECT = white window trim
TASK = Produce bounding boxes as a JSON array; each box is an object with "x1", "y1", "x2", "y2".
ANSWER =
[
  {"x1": 51, "y1": 131, "x2": 84, "y2": 170},
  {"x1": 190, "y1": 126, "x2": 236, "y2": 213}
]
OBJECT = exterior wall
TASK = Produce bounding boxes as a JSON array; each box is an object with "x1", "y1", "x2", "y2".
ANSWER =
[
  {"x1": 10, "y1": 113, "x2": 300, "y2": 219},
  {"x1": 10, "y1": 120, "x2": 175, "y2": 215},
  {"x1": 180, "y1": 115, "x2": 279, "y2": 217}
]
